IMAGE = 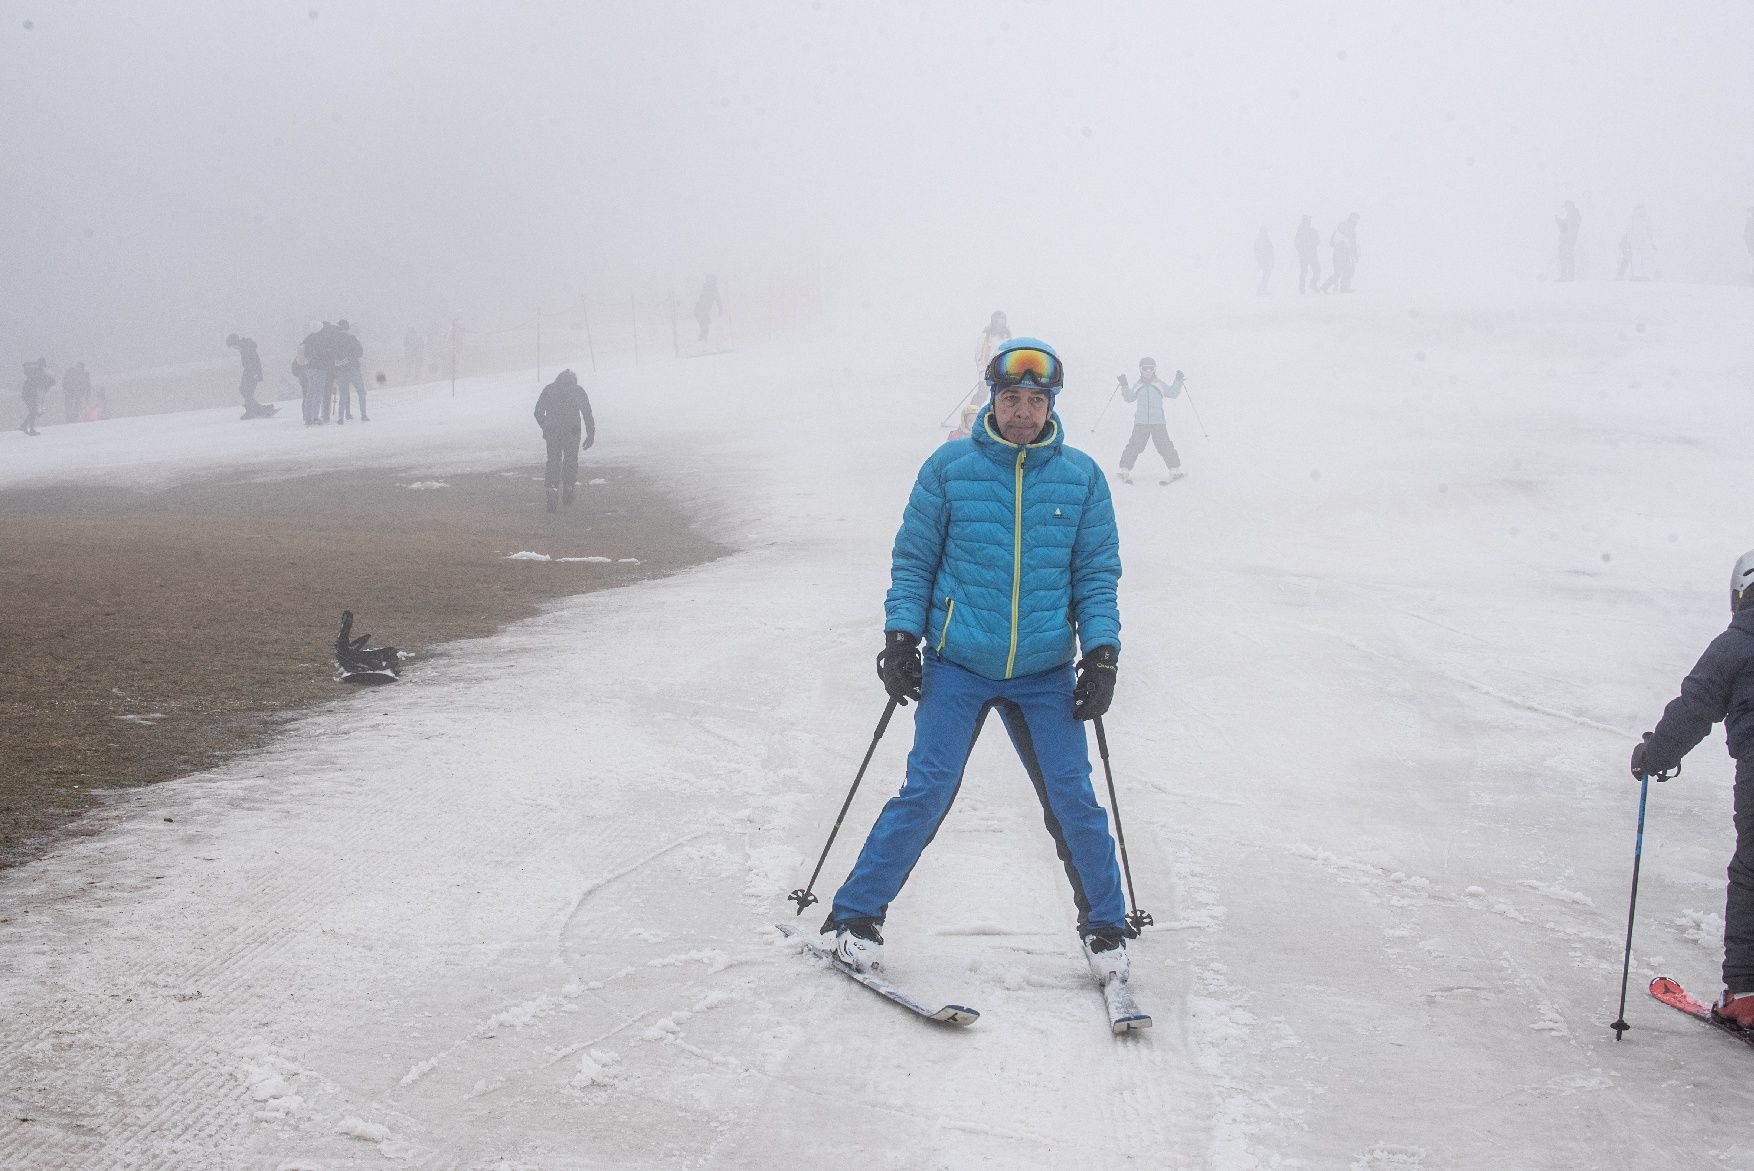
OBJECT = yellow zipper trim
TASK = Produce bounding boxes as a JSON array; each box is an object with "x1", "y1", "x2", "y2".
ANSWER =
[
  {"x1": 1006, "y1": 447, "x2": 1026, "y2": 678},
  {"x1": 936, "y1": 598, "x2": 956, "y2": 652}
]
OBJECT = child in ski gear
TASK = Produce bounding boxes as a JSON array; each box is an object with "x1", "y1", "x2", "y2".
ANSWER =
[
  {"x1": 946, "y1": 403, "x2": 979, "y2": 442},
  {"x1": 1630, "y1": 549, "x2": 1754, "y2": 1027},
  {"x1": 825, "y1": 336, "x2": 1131, "y2": 976},
  {"x1": 1116, "y1": 358, "x2": 1184, "y2": 483},
  {"x1": 533, "y1": 369, "x2": 596, "y2": 513}
]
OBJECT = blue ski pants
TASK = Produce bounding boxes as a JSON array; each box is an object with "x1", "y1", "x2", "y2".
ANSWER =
[{"x1": 829, "y1": 652, "x2": 1128, "y2": 936}]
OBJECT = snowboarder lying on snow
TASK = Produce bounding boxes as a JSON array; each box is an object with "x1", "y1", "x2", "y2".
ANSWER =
[
  {"x1": 822, "y1": 336, "x2": 1133, "y2": 984},
  {"x1": 1631, "y1": 549, "x2": 1754, "y2": 1028}
]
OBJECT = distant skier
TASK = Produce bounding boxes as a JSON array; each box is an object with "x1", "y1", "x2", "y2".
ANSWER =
[
  {"x1": 18, "y1": 359, "x2": 53, "y2": 436},
  {"x1": 977, "y1": 310, "x2": 1011, "y2": 370},
  {"x1": 1556, "y1": 200, "x2": 1582, "y2": 281},
  {"x1": 333, "y1": 320, "x2": 368, "y2": 423},
  {"x1": 1254, "y1": 226, "x2": 1274, "y2": 295},
  {"x1": 694, "y1": 275, "x2": 722, "y2": 342},
  {"x1": 1295, "y1": 215, "x2": 1321, "y2": 293},
  {"x1": 533, "y1": 368, "x2": 595, "y2": 513},
  {"x1": 1618, "y1": 205, "x2": 1656, "y2": 281},
  {"x1": 226, "y1": 333, "x2": 273, "y2": 418},
  {"x1": 1629, "y1": 550, "x2": 1754, "y2": 1030},
  {"x1": 1322, "y1": 213, "x2": 1360, "y2": 293},
  {"x1": 1115, "y1": 358, "x2": 1185, "y2": 485},
  {"x1": 822, "y1": 336, "x2": 1133, "y2": 985},
  {"x1": 61, "y1": 361, "x2": 92, "y2": 424}
]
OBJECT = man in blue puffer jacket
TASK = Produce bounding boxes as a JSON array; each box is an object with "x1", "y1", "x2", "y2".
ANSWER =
[{"x1": 825, "y1": 337, "x2": 1135, "y2": 985}]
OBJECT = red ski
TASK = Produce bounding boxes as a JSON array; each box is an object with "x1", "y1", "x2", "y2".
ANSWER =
[{"x1": 1649, "y1": 977, "x2": 1754, "y2": 1048}]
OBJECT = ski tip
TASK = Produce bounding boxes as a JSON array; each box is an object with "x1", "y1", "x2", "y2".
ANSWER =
[
  {"x1": 933, "y1": 1006, "x2": 981, "y2": 1026},
  {"x1": 1111, "y1": 1014, "x2": 1153, "y2": 1035}
]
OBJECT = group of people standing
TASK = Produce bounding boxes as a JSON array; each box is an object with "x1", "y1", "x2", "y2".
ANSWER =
[
  {"x1": 15, "y1": 359, "x2": 101, "y2": 435},
  {"x1": 224, "y1": 320, "x2": 371, "y2": 425},
  {"x1": 1272, "y1": 212, "x2": 1361, "y2": 295},
  {"x1": 288, "y1": 320, "x2": 370, "y2": 427},
  {"x1": 1553, "y1": 200, "x2": 1751, "y2": 284},
  {"x1": 1556, "y1": 201, "x2": 1666, "y2": 283}
]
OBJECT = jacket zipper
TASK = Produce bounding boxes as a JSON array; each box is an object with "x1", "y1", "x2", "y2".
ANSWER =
[
  {"x1": 1006, "y1": 447, "x2": 1026, "y2": 678},
  {"x1": 936, "y1": 598, "x2": 956, "y2": 653}
]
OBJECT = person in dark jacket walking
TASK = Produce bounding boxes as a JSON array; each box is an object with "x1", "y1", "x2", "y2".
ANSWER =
[
  {"x1": 822, "y1": 336, "x2": 1133, "y2": 986},
  {"x1": 1630, "y1": 549, "x2": 1754, "y2": 1029},
  {"x1": 226, "y1": 333, "x2": 273, "y2": 418},
  {"x1": 19, "y1": 359, "x2": 53, "y2": 436},
  {"x1": 532, "y1": 369, "x2": 595, "y2": 513}
]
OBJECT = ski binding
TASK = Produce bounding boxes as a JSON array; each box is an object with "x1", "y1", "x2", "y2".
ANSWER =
[
  {"x1": 776, "y1": 923, "x2": 979, "y2": 1026},
  {"x1": 1649, "y1": 976, "x2": 1754, "y2": 1047}
]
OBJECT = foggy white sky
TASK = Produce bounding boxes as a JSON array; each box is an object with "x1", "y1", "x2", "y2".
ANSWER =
[{"x1": 3, "y1": 1, "x2": 1752, "y2": 371}]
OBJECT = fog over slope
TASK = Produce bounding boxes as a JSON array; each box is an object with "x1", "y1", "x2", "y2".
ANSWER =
[{"x1": 3, "y1": 1, "x2": 1751, "y2": 373}]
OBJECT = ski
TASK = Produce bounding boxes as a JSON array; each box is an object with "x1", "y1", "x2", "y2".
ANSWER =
[
  {"x1": 1100, "y1": 974, "x2": 1152, "y2": 1034},
  {"x1": 775, "y1": 923, "x2": 979, "y2": 1026},
  {"x1": 1648, "y1": 976, "x2": 1754, "y2": 1047}
]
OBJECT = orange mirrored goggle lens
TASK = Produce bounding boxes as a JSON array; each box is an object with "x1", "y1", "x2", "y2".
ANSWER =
[{"x1": 987, "y1": 347, "x2": 1063, "y2": 391}]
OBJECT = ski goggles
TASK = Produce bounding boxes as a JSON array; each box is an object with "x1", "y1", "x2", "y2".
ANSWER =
[{"x1": 986, "y1": 347, "x2": 1063, "y2": 392}]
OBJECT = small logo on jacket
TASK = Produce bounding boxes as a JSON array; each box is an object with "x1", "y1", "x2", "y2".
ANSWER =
[{"x1": 1054, "y1": 508, "x2": 1063, "y2": 517}]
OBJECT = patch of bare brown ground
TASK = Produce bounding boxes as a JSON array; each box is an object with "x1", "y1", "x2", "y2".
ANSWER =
[{"x1": 0, "y1": 465, "x2": 722, "y2": 868}]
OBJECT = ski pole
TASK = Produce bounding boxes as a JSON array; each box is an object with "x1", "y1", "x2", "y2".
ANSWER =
[
  {"x1": 789, "y1": 697, "x2": 901, "y2": 914},
  {"x1": 1089, "y1": 375, "x2": 1125, "y2": 434},
  {"x1": 1180, "y1": 379, "x2": 1210, "y2": 439},
  {"x1": 1092, "y1": 716, "x2": 1153, "y2": 935},
  {"x1": 938, "y1": 380, "x2": 985, "y2": 429},
  {"x1": 1611, "y1": 763, "x2": 1679, "y2": 1039}
]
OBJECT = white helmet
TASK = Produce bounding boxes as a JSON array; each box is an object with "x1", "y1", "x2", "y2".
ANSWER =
[{"x1": 1734, "y1": 549, "x2": 1754, "y2": 611}]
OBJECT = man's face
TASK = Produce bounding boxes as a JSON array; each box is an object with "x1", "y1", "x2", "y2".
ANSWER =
[{"x1": 992, "y1": 387, "x2": 1051, "y2": 445}]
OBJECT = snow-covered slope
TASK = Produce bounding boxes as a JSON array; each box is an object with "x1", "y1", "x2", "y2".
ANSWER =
[{"x1": 3, "y1": 283, "x2": 1753, "y2": 1169}]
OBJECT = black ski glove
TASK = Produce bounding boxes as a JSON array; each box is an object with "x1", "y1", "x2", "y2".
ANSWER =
[
  {"x1": 1630, "y1": 733, "x2": 1665, "y2": 780},
  {"x1": 1073, "y1": 645, "x2": 1119, "y2": 721},
  {"x1": 582, "y1": 433, "x2": 595, "y2": 451},
  {"x1": 876, "y1": 630, "x2": 922, "y2": 705}
]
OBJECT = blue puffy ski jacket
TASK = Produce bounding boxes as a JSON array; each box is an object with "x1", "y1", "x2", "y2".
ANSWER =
[{"x1": 884, "y1": 405, "x2": 1121, "y2": 681}]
